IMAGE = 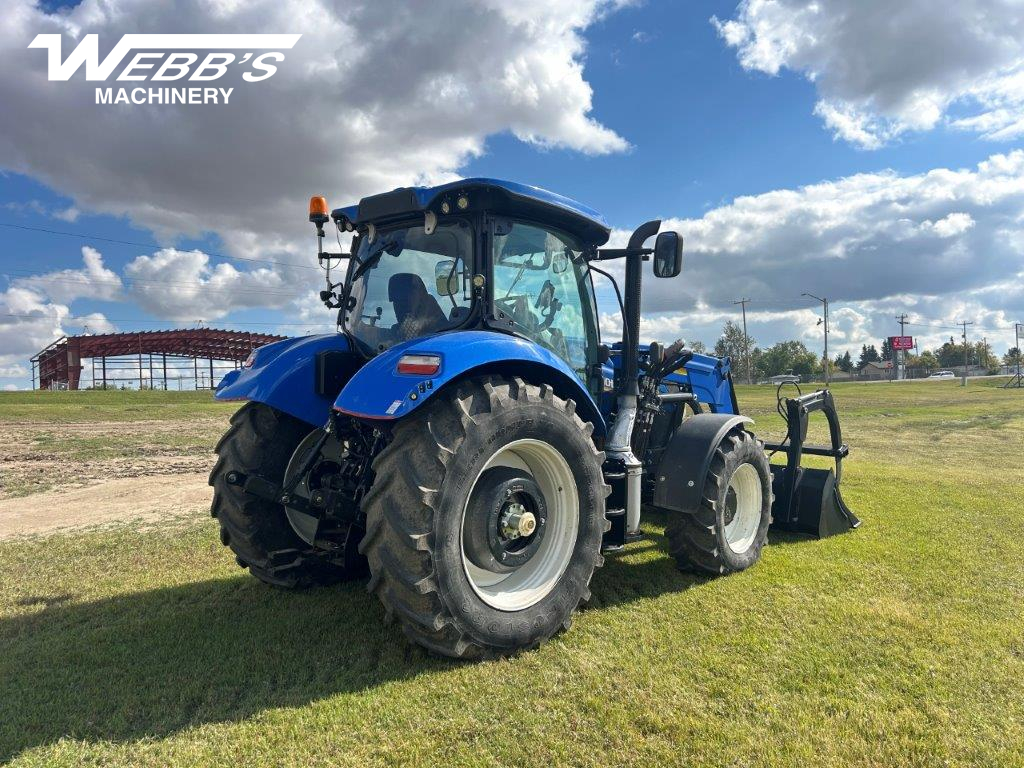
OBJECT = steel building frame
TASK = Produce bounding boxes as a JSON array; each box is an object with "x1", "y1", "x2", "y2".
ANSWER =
[{"x1": 30, "y1": 328, "x2": 287, "y2": 390}]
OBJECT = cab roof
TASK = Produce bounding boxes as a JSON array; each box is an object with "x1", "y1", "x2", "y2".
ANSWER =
[{"x1": 331, "y1": 178, "x2": 611, "y2": 246}]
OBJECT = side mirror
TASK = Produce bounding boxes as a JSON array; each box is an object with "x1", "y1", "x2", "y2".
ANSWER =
[
  {"x1": 552, "y1": 249, "x2": 569, "y2": 274},
  {"x1": 653, "y1": 231, "x2": 683, "y2": 278},
  {"x1": 435, "y1": 260, "x2": 459, "y2": 296}
]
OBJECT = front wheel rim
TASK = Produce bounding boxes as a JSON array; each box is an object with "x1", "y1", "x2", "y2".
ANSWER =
[
  {"x1": 461, "y1": 439, "x2": 579, "y2": 611},
  {"x1": 723, "y1": 462, "x2": 762, "y2": 554}
]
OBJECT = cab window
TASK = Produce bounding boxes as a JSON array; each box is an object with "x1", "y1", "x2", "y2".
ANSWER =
[{"x1": 491, "y1": 221, "x2": 596, "y2": 379}]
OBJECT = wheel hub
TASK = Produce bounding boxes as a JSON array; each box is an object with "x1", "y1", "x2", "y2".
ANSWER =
[
  {"x1": 499, "y1": 503, "x2": 538, "y2": 539},
  {"x1": 463, "y1": 467, "x2": 548, "y2": 574}
]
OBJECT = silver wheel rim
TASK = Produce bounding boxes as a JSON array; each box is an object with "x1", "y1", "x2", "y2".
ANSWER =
[
  {"x1": 724, "y1": 462, "x2": 762, "y2": 554},
  {"x1": 461, "y1": 439, "x2": 578, "y2": 611}
]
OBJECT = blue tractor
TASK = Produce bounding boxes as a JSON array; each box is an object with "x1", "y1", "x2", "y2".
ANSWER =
[{"x1": 211, "y1": 179, "x2": 858, "y2": 658}]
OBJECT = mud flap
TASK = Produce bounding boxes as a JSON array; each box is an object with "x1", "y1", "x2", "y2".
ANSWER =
[{"x1": 764, "y1": 389, "x2": 860, "y2": 538}]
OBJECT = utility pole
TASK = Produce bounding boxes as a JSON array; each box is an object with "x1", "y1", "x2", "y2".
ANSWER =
[
  {"x1": 733, "y1": 297, "x2": 752, "y2": 384},
  {"x1": 895, "y1": 313, "x2": 908, "y2": 380},
  {"x1": 803, "y1": 293, "x2": 830, "y2": 385},
  {"x1": 959, "y1": 320, "x2": 974, "y2": 387}
]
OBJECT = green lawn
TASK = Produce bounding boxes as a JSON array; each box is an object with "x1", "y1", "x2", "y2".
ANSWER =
[
  {"x1": 0, "y1": 389, "x2": 235, "y2": 423},
  {"x1": 1, "y1": 381, "x2": 1023, "y2": 766}
]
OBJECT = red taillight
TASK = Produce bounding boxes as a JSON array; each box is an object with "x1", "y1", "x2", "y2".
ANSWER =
[{"x1": 397, "y1": 354, "x2": 441, "y2": 376}]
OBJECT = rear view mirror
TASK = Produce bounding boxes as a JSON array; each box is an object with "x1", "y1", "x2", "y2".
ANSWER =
[
  {"x1": 653, "y1": 231, "x2": 683, "y2": 278},
  {"x1": 435, "y1": 259, "x2": 459, "y2": 296},
  {"x1": 552, "y1": 250, "x2": 569, "y2": 274}
]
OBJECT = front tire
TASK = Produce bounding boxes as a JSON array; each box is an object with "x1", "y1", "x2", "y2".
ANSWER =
[
  {"x1": 665, "y1": 428, "x2": 772, "y2": 575},
  {"x1": 359, "y1": 376, "x2": 608, "y2": 659}
]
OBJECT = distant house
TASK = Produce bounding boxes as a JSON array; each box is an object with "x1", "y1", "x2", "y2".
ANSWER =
[{"x1": 859, "y1": 360, "x2": 893, "y2": 380}]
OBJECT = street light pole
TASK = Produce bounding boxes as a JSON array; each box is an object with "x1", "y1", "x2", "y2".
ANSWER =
[
  {"x1": 733, "y1": 297, "x2": 752, "y2": 385},
  {"x1": 803, "y1": 292, "x2": 830, "y2": 385}
]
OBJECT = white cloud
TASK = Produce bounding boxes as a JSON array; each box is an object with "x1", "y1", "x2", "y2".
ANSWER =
[
  {"x1": 54, "y1": 206, "x2": 80, "y2": 223},
  {"x1": 0, "y1": 364, "x2": 28, "y2": 378},
  {"x1": 124, "y1": 248, "x2": 306, "y2": 321},
  {"x1": 12, "y1": 246, "x2": 122, "y2": 304},
  {"x1": 714, "y1": 0, "x2": 1024, "y2": 147},
  {"x1": 602, "y1": 152, "x2": 1024, "y2": 354},
  {"x1": 4, "y1": 199, "x2": 79, "y2": 222},
  {"x1": 0, "y1": 283, "x2": 115, "y2": 383},
  {"x1": 0, "y1": 0, "x2": 629, "y2": 258}
]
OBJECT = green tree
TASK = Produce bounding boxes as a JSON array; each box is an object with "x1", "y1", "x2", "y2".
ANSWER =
[
  {"x1": 833, "y1": 350, "x2": 853, "y2": 373},
  {"x1": 913, "y1": 350, "x2": 939, "y2": 371},
  {"x1": 857, "y1": 344, "x2": 880, "y2": 368},
  {"x1": 688, "y1": 340, "x2": 707, "y2": 354},
  {"x1": 1004, "y1": 347, "x2": 1022, "y2": 367},
  {"x1": 936, "y1": 338, "x2": 962, "y2": 368},
  {"x1": 713, "y1": 320, "x2": 754, "y2": 382},
  {"x1": 880, "y1": 337, "x2": 894, "y2": 361},
  {"x1": 756, "y1": 340, "x2": 820, "y2": 378},
  {"x1": 974, "y1": 341, "x2": 998, "y2": 371}
]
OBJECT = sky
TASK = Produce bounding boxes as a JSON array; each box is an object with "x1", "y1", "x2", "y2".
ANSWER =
[{"x1": 1, "y1": 0, "x2": 1023, "y2": 389}]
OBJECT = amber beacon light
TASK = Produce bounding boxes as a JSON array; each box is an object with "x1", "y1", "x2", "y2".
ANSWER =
[{"x1": 309, "y1": 195, "x2": 329, "y2": 224}]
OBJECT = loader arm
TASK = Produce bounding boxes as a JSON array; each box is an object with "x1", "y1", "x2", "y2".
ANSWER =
[{"x1": 763, "y1": 389, "x2": 860, "y2": 537}]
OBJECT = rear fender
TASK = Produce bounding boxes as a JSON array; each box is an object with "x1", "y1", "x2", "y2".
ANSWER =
[
  {"x1": 333, "y1": 330, "x2": 605, "y2": 436},
  {"x1": 216, "y1": 334, "x2": 362, "y2": 427},
  {"x1": 651, "y1": 413, "x2": 753, "y2": 514}
]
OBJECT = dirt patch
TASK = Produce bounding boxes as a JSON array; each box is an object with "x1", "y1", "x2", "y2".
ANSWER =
[
  {"x1": 0, "y1": 418, "x2": 224, "y2": 499},
  {"x1": 0, "y1": 473, "x2": 212, "y2": 539}
]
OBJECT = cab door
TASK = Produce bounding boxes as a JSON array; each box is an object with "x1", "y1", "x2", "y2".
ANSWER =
[{"x1": 488, "y1": 219, "x2": 599, "y2": 383}]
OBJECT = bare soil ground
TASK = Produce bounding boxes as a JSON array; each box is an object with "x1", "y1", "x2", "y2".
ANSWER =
[
  {"x1": 0, "y1": 417, "x2": 225, "y2": 501},
  {"x1": 0, "y1": 473, "x2": 211, "y2": 539}
]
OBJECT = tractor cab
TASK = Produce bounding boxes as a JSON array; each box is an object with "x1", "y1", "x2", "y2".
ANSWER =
[{"x1": 314, "y1": 180, "x2": 612, "y2": 385}]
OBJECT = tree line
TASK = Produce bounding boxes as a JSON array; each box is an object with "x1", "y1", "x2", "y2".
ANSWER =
[{"x1": 700, "y1": 321, "x2": 1023, "y2": 381}]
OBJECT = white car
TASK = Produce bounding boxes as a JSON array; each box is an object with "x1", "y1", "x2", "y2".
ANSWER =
[{"x1": 927, "y1": 370, "x2": 956, "y2": 379}]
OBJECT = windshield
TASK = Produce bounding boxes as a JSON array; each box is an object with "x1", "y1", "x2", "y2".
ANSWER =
[{"x1": 343, "y1": 220, "x2": 473, "y2": 352}]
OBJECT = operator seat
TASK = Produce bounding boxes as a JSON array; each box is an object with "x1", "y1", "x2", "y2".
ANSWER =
[{"x1": 388, "y1": 273, "x2": 448, "y2": 339}]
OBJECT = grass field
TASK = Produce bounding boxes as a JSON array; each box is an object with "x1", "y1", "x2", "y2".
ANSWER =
[{"x1": 1, "y1": 380, "x2": 1023, "y2": 766}]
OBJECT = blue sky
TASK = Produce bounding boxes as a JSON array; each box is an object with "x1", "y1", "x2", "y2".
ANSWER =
[{"x1": 1, "y1": 0, "x2": 1023, "y2": 389}]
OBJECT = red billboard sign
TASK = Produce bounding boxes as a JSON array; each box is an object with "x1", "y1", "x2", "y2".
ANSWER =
[{"x1": 890, "y1": 336, "x2": 914, "y2": 351}]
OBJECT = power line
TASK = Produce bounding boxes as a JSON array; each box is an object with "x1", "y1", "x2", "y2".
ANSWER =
[{"x1": 0, "y1": 221, "x2": 321, "y2": 272}]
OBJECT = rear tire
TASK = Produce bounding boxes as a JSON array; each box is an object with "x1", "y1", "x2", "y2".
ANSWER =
[
  {"x1": 665, "y1": 428, "x2": 772, "y2": 575},
  {"x1": 209, "y1": 402, "x2": 349, "y2": 588},
  {"x1": 359, "y1": 376, "x2": 608, "y2": 659}
]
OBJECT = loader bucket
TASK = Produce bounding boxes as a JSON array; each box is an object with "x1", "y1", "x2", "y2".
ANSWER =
[{"x1": 763, "y1": 389, "x2": 860, "y2": 539}]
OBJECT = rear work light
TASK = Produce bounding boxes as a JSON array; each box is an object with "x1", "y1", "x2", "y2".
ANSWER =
[{"x1": 397, "y1": 354, "x2": 441, "y2": 376}]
